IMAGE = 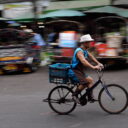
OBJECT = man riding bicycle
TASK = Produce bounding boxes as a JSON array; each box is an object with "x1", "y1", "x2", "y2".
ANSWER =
[{"x1": 72, "y1": 34, "x2": 104, "y2": 103}]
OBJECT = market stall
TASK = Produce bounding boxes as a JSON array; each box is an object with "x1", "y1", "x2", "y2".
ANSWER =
[{"x1": 94, "y1": 16, "x2": 128, "y2": 66}]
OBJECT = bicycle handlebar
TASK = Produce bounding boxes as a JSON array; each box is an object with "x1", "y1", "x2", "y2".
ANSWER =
[
  {"x1": 95, "y1": 64, "x2": 110, "y2": 79},
  {"x1": 95, "y1": 65, "x2": 106, "y2": 79}
]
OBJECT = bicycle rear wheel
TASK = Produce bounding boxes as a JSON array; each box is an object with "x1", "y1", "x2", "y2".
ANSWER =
[
  {"x1": 48, "y1": 86, "x2": 76, "y2": 115},
  {"x1": 98, "y1": 84, "x2": 128, "y2": 114}
]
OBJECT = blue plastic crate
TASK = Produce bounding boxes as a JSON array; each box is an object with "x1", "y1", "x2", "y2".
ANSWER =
[{"x1": 49, "y1": 63, "x2": 70, "y2": 84}]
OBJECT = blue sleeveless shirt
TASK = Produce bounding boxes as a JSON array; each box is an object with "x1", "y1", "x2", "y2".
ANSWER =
[{"x1": 71, "y1": 48, "x2": 88, "y2": 68}]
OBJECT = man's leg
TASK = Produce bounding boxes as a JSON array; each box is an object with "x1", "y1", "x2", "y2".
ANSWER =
[
  {"x1": 85, "y1": 76, "x2": 97, "y2": 102},
  {"x1": 72, "y1": 70, "x2": 88, "y2": 103},
  {"x1": 74, "y1": 76, "x2": 93, "y2": 94},
  {"x1": 72, "y1": 81, "x2": 88, "y2": 104},
  {"x1": 72, "y1": 86, "x2": 82, "y2": 104},
  {"x1": 85, "y1": 76, "x2": 94, "y2": 88}
]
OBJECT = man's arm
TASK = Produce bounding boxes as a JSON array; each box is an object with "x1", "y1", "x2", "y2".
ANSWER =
[
  {"x1": 88, "y1": 52, "x2": 104, "y2": 68},
  {"x1": 88, "y1": 51, "x2": 100, "y2": 65},
  {"x1": 77, "y1": 51, "x2": 100, "y2": 70},
  {"x1": 34, "y1": 34, "x2": 46, "y2": 46}
]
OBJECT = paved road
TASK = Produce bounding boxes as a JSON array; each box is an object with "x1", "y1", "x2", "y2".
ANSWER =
[{"x1": 0, "y1": 66, "x2": 128, "y2": 128}]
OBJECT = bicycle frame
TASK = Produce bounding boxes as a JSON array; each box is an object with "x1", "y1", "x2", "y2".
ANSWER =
[
  {"x1": 82, "y1": 71, "x2": 115, "y2": 101},
  {"x1": 49, "y1": 70, "x2": 115, "y2": 103}
]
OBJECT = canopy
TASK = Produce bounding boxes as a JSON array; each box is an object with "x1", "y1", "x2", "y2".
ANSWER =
[
  {"x1": 14, "y1": 9, "x2": 85, "y2": 21},
  {"x1": 85, "y1": 6, "x2": 128, "y2": 18},
  {"x1": 45, "y1": 0, "x2": 110, "y2": 11},
  {"x1": 39, "y1": 9, "x2": 85, "y2": 19}
]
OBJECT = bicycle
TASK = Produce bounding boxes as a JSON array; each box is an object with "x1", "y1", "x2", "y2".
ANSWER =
[{"x1": 45, "y1": 63, "x2": 128, "y2": 115}]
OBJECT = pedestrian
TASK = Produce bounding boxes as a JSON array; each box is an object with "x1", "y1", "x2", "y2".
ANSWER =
[
  {"x1": 23, "y1": 29, "x2": 46, "y2": 63},
  {"x1": 71, "y1": 34, "x2": 104, "y2": 103},
  {"x1": 23, "y1": 29, "x2": 46, "y2": 48}
]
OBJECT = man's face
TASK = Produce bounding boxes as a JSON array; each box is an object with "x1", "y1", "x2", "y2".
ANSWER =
[{"x1": 83, "y1": 41, "x2": 90, "y2": 49}]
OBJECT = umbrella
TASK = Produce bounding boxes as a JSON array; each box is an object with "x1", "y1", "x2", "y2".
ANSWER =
[
  {"x1": 39, "y1": 9, "x2": 85, "y2": 19},
  {"x1": 13, "y1": 9, "x2": 85, "y2": 21},
  {"x1": 85, "y1": 6, "x2": 128, "y2": 18}
]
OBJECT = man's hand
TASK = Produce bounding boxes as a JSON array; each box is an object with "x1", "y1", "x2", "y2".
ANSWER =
[
  {"x1": 93, "y1": 65, "x2": 101, "y2": 70},
  {"x1": 93, "y1": 63, "x2": 104, "y2": 70},
  {"x1": 98, "y1": 63, "x2": 104, "y2": 69}
]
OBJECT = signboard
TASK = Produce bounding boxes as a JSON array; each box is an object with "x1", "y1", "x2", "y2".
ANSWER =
[
  {"x1": 3, "y1": 1, "x2": 50, "y2": 19},
  {"x1": 3, "y1": 2, "x2": 33, "y2": 19},
  {"x1": 59, "y1": 31, "x2": 77, "y2": 48}
]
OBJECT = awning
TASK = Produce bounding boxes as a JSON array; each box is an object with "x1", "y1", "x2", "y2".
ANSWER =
[
  {"x1": 13, "y1": 9, "x2": 86, "y2": 21},
  {"x1": 45, "y1": 0, "x2": 110, "y2": 11},
  {"x1": 84, "y1": 6, "x2": 128, "y2": 18},
  {"x1": 39, "y1": 9, "x2": 85, "y2": 19}
]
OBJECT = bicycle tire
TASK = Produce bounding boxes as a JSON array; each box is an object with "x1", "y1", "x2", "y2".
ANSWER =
[
  {"x1": 48, "y1": 86, "x2": 77, "y2": 115},
  {"x1": 98, "y1": 84, "x2": 128, "y2": 114}
]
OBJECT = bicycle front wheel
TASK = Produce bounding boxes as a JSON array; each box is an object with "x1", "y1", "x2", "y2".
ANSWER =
[
  {"x1": 48, "y1": 86, "x2": 76, "y2": 115},
  {"x1": 98, "y1": 84, "x2": 128, "y2": 114}
]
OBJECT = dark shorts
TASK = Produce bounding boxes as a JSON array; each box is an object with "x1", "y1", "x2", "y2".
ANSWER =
[{"x1": 73, "y1": 69, "x2": 88, "y2": 86}]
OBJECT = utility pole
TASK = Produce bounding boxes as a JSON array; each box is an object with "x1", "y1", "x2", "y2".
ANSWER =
[
  {"x1": 110, "y1": 0, "x2": 116, "y2": 5},
  {"x1": 31, "y1": 0, "x2": 50, "y2": 32},
  {"x1": 31, "y1": 0, "x2": 50, "y2": 21},
  {"x1": 31, "y1": 0, "x2": 38, "y2": 21}
]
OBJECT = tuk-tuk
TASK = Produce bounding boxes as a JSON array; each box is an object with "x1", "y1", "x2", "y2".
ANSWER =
[{"x1": 0, "y1": 28, "x2": 41, "y2": 74}]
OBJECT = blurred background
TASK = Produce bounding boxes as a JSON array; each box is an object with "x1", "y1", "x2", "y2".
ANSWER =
[
  {"x1": 0, "y1": 1, "x2": 128, "y2": 128},
  {"x1": 0, "y1": 0, "x2": 128, "y2": 74}
]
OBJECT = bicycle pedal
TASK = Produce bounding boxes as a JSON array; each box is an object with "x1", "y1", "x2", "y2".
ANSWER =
[
  {"x1": 89, "y1": 99, "x2": 98, "y2": 103},
  {"x1": 72, "y1": 96, "x2": 80, "y2": 104}
]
